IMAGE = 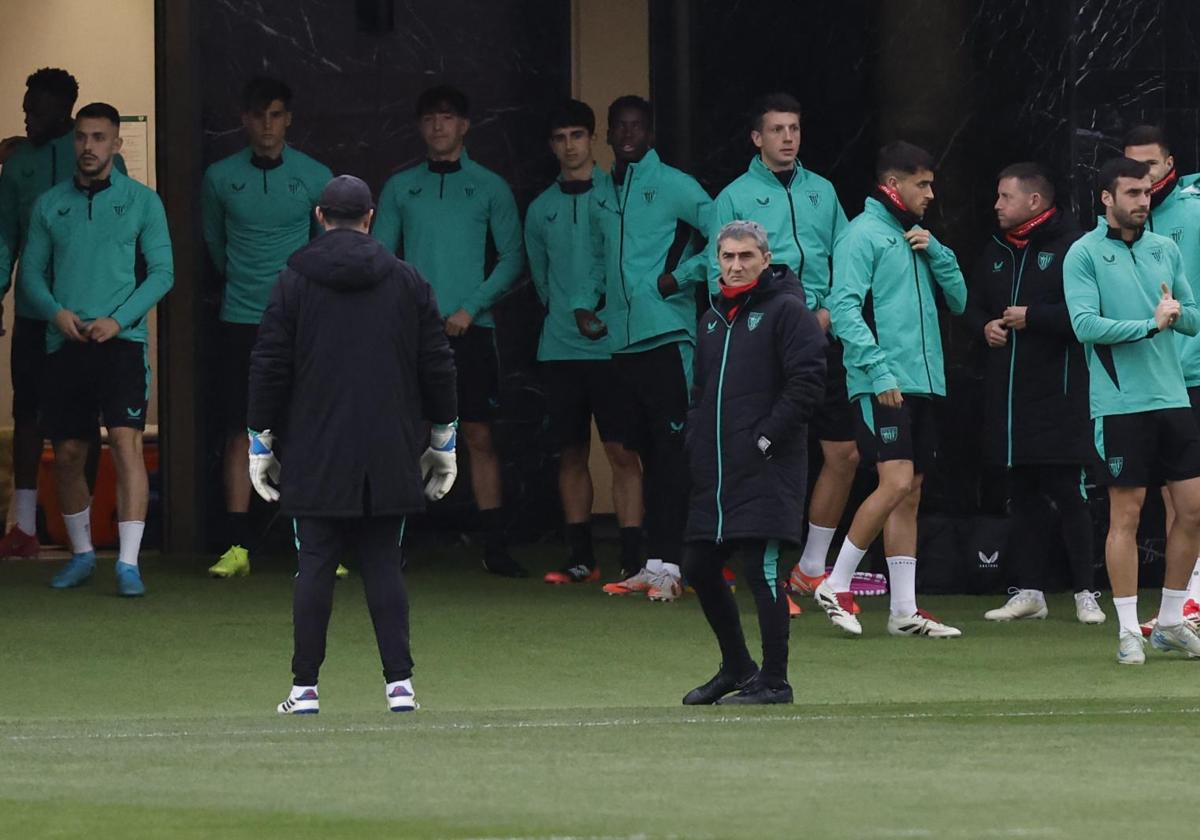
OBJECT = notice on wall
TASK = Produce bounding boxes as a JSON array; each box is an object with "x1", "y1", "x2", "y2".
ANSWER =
[{"x1": 119, "y1": 115, "x2": 149, "y2": 185}]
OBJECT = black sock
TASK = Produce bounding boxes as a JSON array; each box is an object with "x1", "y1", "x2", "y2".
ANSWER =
[
  {"x1": 619, "y1": 527, "x2": 643, "y2": 576},
  {"x1": 566, "y1": 521, "x2": 593, "y2": 566},
  {"x1": 227, "y1": 512, "x2": 251, "y2": 550},
  {"x1": 479, "y1": 507, "x2": 507, "y2": 554}
]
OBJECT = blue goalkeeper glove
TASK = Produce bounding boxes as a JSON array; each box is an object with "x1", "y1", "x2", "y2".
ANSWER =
[
  {"x1": 247, "y1": 428, "x2": 281, "y2": 503},
  {"x1": 420, "y1": 423, "x2": 457, "y2": 501}
]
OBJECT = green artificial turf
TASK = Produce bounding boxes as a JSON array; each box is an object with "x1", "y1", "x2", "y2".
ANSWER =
[{"x1": 1, "y1": 543, "x2": 1197, "y2": 839}]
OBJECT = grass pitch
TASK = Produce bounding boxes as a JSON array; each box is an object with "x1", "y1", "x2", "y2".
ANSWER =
[{"x1": 1, "y1": 542, "x2": 1197, "y2": 839}]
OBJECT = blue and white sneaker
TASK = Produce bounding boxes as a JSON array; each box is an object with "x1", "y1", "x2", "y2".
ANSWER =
[
  {"x1": 115, "y1": 562, "x2": 145, "y2": 597},
  {"x1": 386, "y1": 679, "x2": 418, "y2": 712},
  {"x1": 277, "y1": 687, "x2": 319, "y2": 714},
  {"x1": 50, "y1": 551, "x2": 96, "y2": 589},
  {"x1": 1117, "y1": 629, "x2": 1147, "y2": 665},
  {"x1": 1150, "y1": 623, "x2": 1200, "y2": 658}
]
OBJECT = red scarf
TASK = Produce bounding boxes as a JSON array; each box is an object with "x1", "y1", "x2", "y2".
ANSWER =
[
  {"x1": 1005, "y1": 206, "x2": 1058, "y2": 248},
  {"x1": 719, "y1": 276, "x2": 760, "y2": 320},
  {"x1": 1150, "y1": 168, "x2": 1179, "y2": 210}
]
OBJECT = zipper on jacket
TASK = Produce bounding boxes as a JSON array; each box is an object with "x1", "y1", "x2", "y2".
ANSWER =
[
  {"x1": 911, "y1": 251, "x2": 934, "y2": 393},
  {"x1": 709, "y1": 302, "x2": 741, "y2": 544},
  {"x1": 49, "y1": 145, "x2": 57, "y2": 185},
  {"x1": 997, "y1": 241, "x2": 1030, "y2": 467},
  {"x1": 1063, "y1": 348, "x2": 1069, "y2": 396},
  {"x1": 262, "y1": 168, "x2": 268, "y2": 194},
  {"x1": 616, "y1": 169, "x2": 635, "y2": 348},
  {"x1": 783, "y1": 175, "x2": 807, "y2": 288},
  {"x1": 572, "y1": 195, "x2": 578, "y2": 224},
  {"x1": 87, "y1": 193, "x2": 93, "y2": 221},
  {"x1": 439, "y1": 174, "x2": 445, "y2": 199}
]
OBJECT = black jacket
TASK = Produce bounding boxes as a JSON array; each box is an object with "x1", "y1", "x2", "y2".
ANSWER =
[
  {"x1": 964, "y1": 210, "x2": 1090, "y2": 466},
  {"x1": 685, "y1": 266, "x2": 827, "y2": 545},
  {"x1": 248, "y1": 228, "x2": 456, "y2": 517}
]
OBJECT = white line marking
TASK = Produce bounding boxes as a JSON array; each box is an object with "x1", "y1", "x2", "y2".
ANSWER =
[{"x1": 5, "y1": 705, "x2": 1199, "y2": 744}]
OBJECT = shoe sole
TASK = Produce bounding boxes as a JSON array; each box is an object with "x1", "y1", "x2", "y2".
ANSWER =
[
  {"x1": 1150, "y1": 637, "x2": 1200, "y2": 658},
  {"x1": 209, "y1": 569, "x2": 250, "y2": 578},
  {"x1": 603, "y1": 586, "x2": 649, "y2": 596},
  {"x1": 984, "y1": 610, "x2": 1048, "y2": 621},
  {"x1": 1077, "y1": 616, "x2": 1106, "y2": 625}
]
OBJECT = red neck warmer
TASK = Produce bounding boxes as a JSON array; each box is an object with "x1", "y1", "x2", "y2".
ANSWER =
[
  {"x1": 1150, "y1": 168, "x2": 1179, "y2": 210},
  {"x1": 1005, "y1": 206, "x2": 1058, "y2": 248},
  {"x1": 719, "y1": 276, "x2": 760, "y2": 320}
]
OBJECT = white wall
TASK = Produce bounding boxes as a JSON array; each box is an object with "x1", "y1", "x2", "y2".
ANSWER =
[{"x1": 0, "y1": 0, "x2": 158, "y2": 426}]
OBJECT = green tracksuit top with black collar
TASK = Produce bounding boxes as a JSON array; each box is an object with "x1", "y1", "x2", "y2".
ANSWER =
[
  {"x1": 525, "y1": 165, "x2": 613, "y2": 361},
  {"x1": 201, "y1": 145, "x2": 332, "y2": 324},
  {"x1": 0, "y1": 129, "x2": 126, "y2": 318},
  {"x1": 1145, "y1": 178, "x2": 1200, "y2": 386},
  {"x1": 710, "y1": 155, "x2": 848, "y2": 308},
  {"x1": 19, "y1": 169, "x2": 174, "y2": 353},
  {"x1": 828, "y1": 196, "x2": 967, "y2": 400},
  {"x1": 581, "y1": 148, "x2": 713, "y2": 353},
  {"x1": 372, "y1": 150, "x2": 523, "y2": 329},
  {"x1": 1063, "y1": 220, "x2": 1198, "y2": 418}
]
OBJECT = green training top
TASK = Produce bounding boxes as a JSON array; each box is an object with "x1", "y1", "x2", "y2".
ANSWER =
[
  {"x1": 710, "y1": 155, "x2": 847, "y2": 309},
  {"x1": 1145, "y1": 180, "x2": 1200, "y2": 386},
  {"x1": 20, "y1": 169, "x2": 174, "y2": 353},
  {"x1": 372, "y1": 150, "x2": 523, "y2": 329},
  {"x1": 525, "y1": 165, "x2": 613, "y2": 361},
  {"x1": 201, "y1": 145, "x2": 332, "y2": 324},
  {"x1": 581, "y1": 148, "x2": 713, "y2": 353},
  {"x1": 828, "y1": 197, "x2": 966, "y2": 400},
  {"x1": 1063, "y1": 220, "x2": 1198, "y2": 418},
  {"x1": 0, "y1": 130, "x2": 127, "y2": 318}
]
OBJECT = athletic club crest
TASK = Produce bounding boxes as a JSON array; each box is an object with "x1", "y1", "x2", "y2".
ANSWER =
[
  {"x1": 1108, "y1": 456, "x2": 1124, "y2": 478},
  {"x1": 1151, "y1": 247, "x2": 1163, "y2": 263},
  {"x1": 112, "y1": 204, "x2": 127, "y2": 216},
  {"x1": 1037, "y1": 251, "x2": 1054, "y2": 271},
  {"x1": 747, "y1": 312, "x2": 763, "y2": 331},
  {"x1": 1172, "y1": 228, "x2": 1184, "y2": 244},
  {"x1": 643, "y1": 189, "x2": 656, "y2": 204},
  {"x1": 464, "y1": 186, "x2": 476, "y2": 198},
  {"x1": 880, "y1": 425, "x2": 899, "y2": 444},
  {"x1": 808, "y1": 191, "x2": 820, "y2": 207}
]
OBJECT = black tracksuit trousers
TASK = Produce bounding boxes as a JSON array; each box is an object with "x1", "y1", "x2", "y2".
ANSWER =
[
  {"x1": 291, "y1": 515, "x2": 412, "y2": 686},
  {"x1": 683, "y1": 539, "x2": 790, "y2": 683},
  {"x1": 1008, "y1": 464, "x2": 1095, "y2": 593}
]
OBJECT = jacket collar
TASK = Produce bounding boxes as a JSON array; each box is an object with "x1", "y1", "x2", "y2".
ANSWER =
[
  {"x1": 864, "y1": 196, "x2": 911, "y2": 233},
  {"x1": 1102, "y1": 219, "x2": 1145, "y2": 244},
  {"x1": 748, "y1": 154, "x2": 807, "y2": 190},
  {"x1": 558, "y1": 164, "x2": 602, "y2": 195},
  {"x1": 427, "y1": 149, "x2": 470, "y2": 175},
  {"x1": 613, "y1": 148, "x2": 662, "y2": 184},
  {"x1": 73, "y1": 172, "x2": 115, "y2": 197},
  {"x1": 250, "y1": 148, "x2": 285, "y2": 170}
]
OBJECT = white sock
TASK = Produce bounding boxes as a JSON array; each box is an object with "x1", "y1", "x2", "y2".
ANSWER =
[
  {"x1": 63, "y1": 508, "x2": 94, "y2": 555},
  {"x1": 645, "y1": 557, "x2": 664, "y2": 574},
  {"x1": 662, "y1": 561, "x2": 681, "y2": 578},
  {"x1": 1160, "y1": 587, "x2": 1188, "y2": 627},
  {"x1": 1188, "y1": 559, "x2": 1200, "y2": 602},
  {"x1": 799, "y1": 524, "x2": 837, "y2": 577},
  {"x1": 117, "y1": 521, "x2": 145, "y2": 568},
  {"x1": 827, "y1": 539, "x2": 866, "y2": 593},
  {"x1": 887, "y1": 555, "x2": 918, "y2": 616},
  {"x1": 1112, "y1": 595, "x2": 1139, "y2": 637},
  {"x1": 12, "y1": 489, "x2": 37, "y2": 535}
]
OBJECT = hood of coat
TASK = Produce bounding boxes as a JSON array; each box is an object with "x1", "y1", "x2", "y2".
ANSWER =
[{"x1": 287, "y1": 229, "x2": 395, "y2": 291}]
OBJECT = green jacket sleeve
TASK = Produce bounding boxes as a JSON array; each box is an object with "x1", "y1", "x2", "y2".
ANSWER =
[
  {"x1": 18, "y1": 198, "x2": 60, "y2": 322},
  {"x1": 371, "y1": 177, "x2": 403, "y2": 255},
  {"x1": 1169, "y1": 245, "x2": 1200, "y2": 337},
  {"x1": 706, "y1": 190, "x2": 738, "y2": 292},
  {"x1": 309, "y1": 165, "x2": 332, "y2": 240},
  {"x1": 816, "y1": 198, "x2": 850, "y2": 312},
  {"x1": 0, "y1": 230, "x2": 10, "y2": 298},
  {"x1": 0, "y1": 164, "x2": 19, "y2": 298},
  {"x1": 200, "y1": 168, "x2": 227, "y2": 275},
  {"x1": 1064, "y1": 246, "x2": 1157, "y2": 344},
  {"x1": 573, "y1": 203, "x2": 606, "y2": 311},
  {"x1": 670, "y1": 174, "x2": 713, "y2": 289},
  {"x1": 111, "y1": 195, "x2": 175, "y2": 330},
  {"x1": 829, "y1": 231, "x2": 898, "y2": 395},
  {"x1": 926, "y1": 234, "x2": 966, "y2": 314},
  {"x1": 462, "y1": 180, "x2": 524, "y2": 317},
  {"x1": 523, "y1": 204, "x2": 549, "y2": 307}
]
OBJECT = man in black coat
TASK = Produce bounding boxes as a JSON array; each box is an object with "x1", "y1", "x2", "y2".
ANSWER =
[
  {"x1": 247, "y1": 175, "x2": 457, "y2": 715},
  {"x1": 964, "y1": 162, "x2": 1102, "y2": 624},
  {"x1": 681, "y1": 220, "x2": 826, "y2": 706}
]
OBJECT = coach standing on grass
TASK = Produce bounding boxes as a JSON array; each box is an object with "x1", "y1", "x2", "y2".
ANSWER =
[
  {"x1": 681, "y1": 220, "x2": 826, "y2": 706},
  {"x1": 247, "y1": 175, "x2": 458, "y2": 715}
]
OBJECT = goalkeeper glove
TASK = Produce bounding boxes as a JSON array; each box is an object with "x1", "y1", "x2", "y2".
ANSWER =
[
  {"x1": 420, "y1": 423, "x2": 457, "y2": 501},
  {"x1": 247, "y1": 428, "x2": 281, "y2": 502}
]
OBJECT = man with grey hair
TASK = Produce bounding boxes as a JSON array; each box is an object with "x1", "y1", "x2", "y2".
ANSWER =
[{"x1": 681, "y1": 219, "x2": 826, "y2": 705}]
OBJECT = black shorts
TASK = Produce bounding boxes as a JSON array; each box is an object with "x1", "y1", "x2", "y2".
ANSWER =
[
  {"x1": 1094, "y1": 407, "x2": 1200, "y2": 487},
  {"x1": 41, "y1": 339, "x2": 150, "y2": 441},
  {"x1": 854, "y1": 394, "x2": 938, "y2": 475},
  {"x1": 810, "y1": 339, "x2": 855, "y2": 442},
  {"x1": 613, "y1": 341, "x2": 692, "y2": 454},
  {"x1": 449, "y1": 326, "x2": 499, "y2": 423},
  {"x1": 11, "y1": 316, "x2": 47, "y2": 424},
  {"x1": 1190, "y1": 385, "x2": 1200, "y2": 417},
  {"x1": 219, "y1": 321, "x2": 258, "y2": 434},
  {"x1": 541, "y1": 359, "x2": 633, "y2": 448}
]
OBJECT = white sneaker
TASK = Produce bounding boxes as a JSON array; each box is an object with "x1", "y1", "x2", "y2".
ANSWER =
[
  {"x1": 647, "y1": 571, "x2": 683, "y2": 602},
  {"x1": 386, "y1": 679, "x2": 418, "y2": 712},
  {"x1": 1117, "y1": 629, "x2": 1147, "y2": 665},
  {"x1": 887, "y1": 610, "x2": 962, "y2": 638},
  {"x1": 277, "y1": 686, "x2": 319, "y2": 714},
  {"x1": 813, "y1": 579, "x2": 862, "y2": 636},
  {"x1": 1150, "y1": 623, "x2": 1200, "y2": 658},
  {"x1": 984, "y1": 588, "x2": 1047, "y2": 621},
  {"x1": 1074, "y1": 590, "x2": 1106, "y2": 625}
]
